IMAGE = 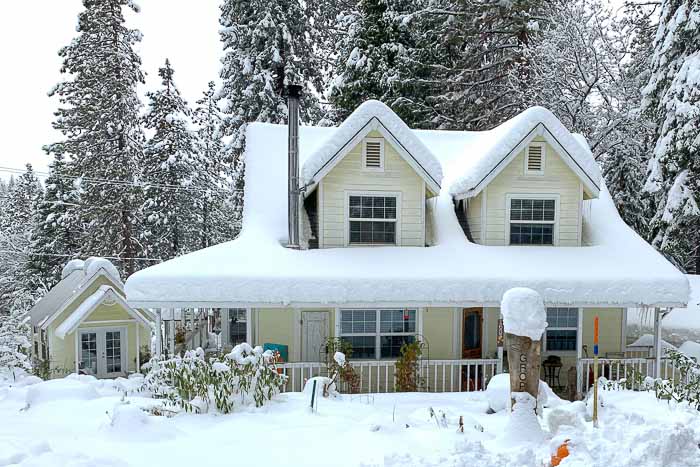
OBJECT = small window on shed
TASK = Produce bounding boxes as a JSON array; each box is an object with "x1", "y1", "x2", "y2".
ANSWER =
[
  {"x1": 363, "y1": 138, "x2": 384, "y2": 170},
  {"x1": 526, "y1": 143, "x2": 545, "y2": 174}
]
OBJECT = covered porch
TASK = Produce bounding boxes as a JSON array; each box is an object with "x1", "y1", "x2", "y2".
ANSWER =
[{"x1": 147, "y1": 304, "x2": 673, "y2": 397}]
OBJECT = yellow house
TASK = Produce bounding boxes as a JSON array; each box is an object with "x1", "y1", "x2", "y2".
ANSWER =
[
  {"x1": 30, "y1": 257, "x2": 152, "y2": 379},
  {"x1": 125, "y1": 99, "x2": 689, "y2": 395}
]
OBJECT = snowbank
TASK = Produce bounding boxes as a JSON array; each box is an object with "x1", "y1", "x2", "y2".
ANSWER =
[
  {"x1": 61, "y1": 259, "x2": 84, "y2": 279},
  {"x1": 25, "y1": 379, "x2": 99, "y2": 407},
  {"x1": 501, "y1": 288, "x2": 547, "y2": 340},
  {"x1": 485, "y1": 373, "x2": 562, "y2": 413}
]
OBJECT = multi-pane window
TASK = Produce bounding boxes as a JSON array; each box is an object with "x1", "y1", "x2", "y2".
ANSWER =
[
  {"x1": 340, "y1": 309, "x2": 416, "y2": 359},
  {"x1": 348, "y1": 195, "x2": 397, "y2": 244},
  {"x1": 228, "y1": 308, "x2": 248, "y2": 346},
  {"x1": 545, "y1": 307, "x2": 578, "y2": 351},
  {"x1": 509, "y1": 198, "x2": 556, "y2": 245}
]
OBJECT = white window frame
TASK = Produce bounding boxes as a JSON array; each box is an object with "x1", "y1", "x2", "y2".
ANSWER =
[
  {"x1": 543, "y1": 307, "x2": 580, "y2": 354},
  {"x1": 220, "y1": 308, "x2": 252, "y2": 347},
  {"x1": 344, "y1": 191, "x2": 402, "y2": 246},
  {"x1": 505, "y1": 193, "x2": 560, "y2": 246},
  {"x1": 524, "y1": 142, "x2": 546, "y2": 176},
  {"x1": 338, "y1": 308, "x2": 418, "y2": 360},
  {"x1": 362, "y1": 137, "x2": 385, "y2": 172}
]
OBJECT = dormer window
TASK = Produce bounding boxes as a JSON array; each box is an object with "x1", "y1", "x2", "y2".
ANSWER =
[
  {"x1": 347, "y1": 193, "x2": 399, "y2": 245},
  {"x1": 362, "y1": 138, "x2": 384, "y2": 171},
  {"x1": 525, "y1": 142, "x2": 545, "y2": 175}
]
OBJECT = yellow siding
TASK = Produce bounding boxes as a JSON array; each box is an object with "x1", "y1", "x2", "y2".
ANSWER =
[
  {"x1": 255, "y1": 308, "x2": 296, "y2": 355},
  {"x1": 48, "y1": 301, "x2": 150, "y2": 377},
  {"x1": 422, "y1": 307, "x2": 457, "y2": 359},
  {"x1": 479, "y1": 137, "x2": 583, "y2": 246},
  {"x1": 320, "y1": 131, "x2": 426, "y2": 247},
  {"x1": 466, "y1": 193, "x2": 483, "y2": 243}
]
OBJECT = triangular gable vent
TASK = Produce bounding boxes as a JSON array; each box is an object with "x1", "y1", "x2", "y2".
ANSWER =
[{"x1": 527, "y1": 144, "x2": 544, "y2": 172}]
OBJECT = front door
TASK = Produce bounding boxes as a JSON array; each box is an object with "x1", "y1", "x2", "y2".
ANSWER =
[
  {"x1": 462, "y1": 308, "x2": 483, "y2": 358},
  {"x1": 79, "y1": 328, "x2": 126, "y2": 378},
  {"x1": 302, "y1": 312, "x2": 328, "y2": 362}
]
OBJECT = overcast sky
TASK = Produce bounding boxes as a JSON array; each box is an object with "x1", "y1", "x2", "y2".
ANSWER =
[{"x1": 0, "y1": 1, "x2": 222, "y2": 179}]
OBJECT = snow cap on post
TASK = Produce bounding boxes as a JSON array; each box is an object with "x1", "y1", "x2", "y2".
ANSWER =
[{"x1": 501, "y1": 287, "x2": 547, "y2": 341}]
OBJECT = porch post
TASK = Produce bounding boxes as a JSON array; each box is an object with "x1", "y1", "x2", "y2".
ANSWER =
[
  {"x1": 620, "y1": 308, "x2": 628, "y2": 353},
  {"x1": 74, "y1": 331, "x2": 80, "y2": 374},
  {"x1": 169, "y1": 318, "x2": 176, "y2": 355},
  {"x1": 653, "y1": 307, "x2": 663, "y2": 378},
  {"x1": 136, "y1": 325, "x2": 141, "y2": 373},
  {"x1": 576, "y1": 308, "x2": 584, "y2": 395},
  {"x1": 155, "y1": 309, "x2": 163, "y2": 358}
]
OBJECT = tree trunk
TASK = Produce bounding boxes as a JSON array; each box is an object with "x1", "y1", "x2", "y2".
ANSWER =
[{"x1": 505, "y1": 332, "x2": 542, "y2": 409}]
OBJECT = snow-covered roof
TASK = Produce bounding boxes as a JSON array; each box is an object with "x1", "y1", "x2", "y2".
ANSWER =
[
  {"x1": 446, "y1": 106, "x2": 601, "y2": 198},
  {"x1": 54, "y1": 285, "x2": 150, "y2": 339},
  {"x1": 662, "y1": 275, "x2": 700, "y2": 329},
  {"x1": 679, "y1": 340, "x2": 700, "y2": 361},
  {"x1": 302, "y1": 100, "x2": 443, "y2": 193},
  {"x1": 628, "y1": 334, "x2": 676, "y2": 351},
  {"x1": 30, "y1": 257, "x2": 124, "y2": 327},
  {"x1": 125, "y1": 106, "x2": 688, "y2": 309}
]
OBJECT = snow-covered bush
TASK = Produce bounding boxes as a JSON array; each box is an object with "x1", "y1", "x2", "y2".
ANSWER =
[
  {"x1": 651, "y1": 350, "x2": 700, "y2": 410},
  {"x1": 324, "y1": 338, "x2": 360, "y2": 394},
  {"x1": 141, "y1": 344, "x2": 286, "y2": 414},
  {"x1": 395, "y1": 341, "x2": 424, "y2": 392},
  {"x1": 0, "y1": 307, "x2": 32, "y2": 379}
]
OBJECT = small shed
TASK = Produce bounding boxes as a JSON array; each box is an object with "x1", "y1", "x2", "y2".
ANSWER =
[{"x1": 29, "y1": 258, "x2": 152, "y2": 379}]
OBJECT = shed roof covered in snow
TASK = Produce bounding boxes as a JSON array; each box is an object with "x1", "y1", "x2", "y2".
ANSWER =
[{"x1": 125, "y1": 104, "x2": 689, "y2": 309}]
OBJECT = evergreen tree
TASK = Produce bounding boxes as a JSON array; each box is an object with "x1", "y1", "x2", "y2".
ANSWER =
[
  {"x1": 142, "y1": 59, "x2": 201, "y2": 260},
  {"x1": 402, "y1": 0, "x2": 547, "y2": 130},
  {"x1": 642, "y1": 0, "x2": 700, "y2": 273},
  {"x1": 0, "y1": 305, "x2": 32, "y2": 379},
  {"x1": 0, "y1": 165, "x2": 42, "y2": 315},
  {"x1": 27, "y1": 153, "x2": 81, "y2": 290},
  {"x1": 46, "y1": 0, "x2": 145, "y2": 276},
  {"x1": 193, "y1": 81, "x2": 235, "y2": 247},
  {"x1": 329, "y1": 0, "x2": 417, "y2": 123},
  {"x1": 219, "y1": 0, "x2": 325, "y2": 229}
]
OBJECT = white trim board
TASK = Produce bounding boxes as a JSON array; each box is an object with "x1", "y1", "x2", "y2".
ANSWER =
[
  {"x1": 308, "y1": 117, "x2": 441, "y2": 195},
  {"x1": 453, "y1": 123, "x2": 600, "y2": 200}
]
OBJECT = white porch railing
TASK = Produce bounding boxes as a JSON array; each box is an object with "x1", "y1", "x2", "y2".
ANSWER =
[
  {"x1": 577, "y1": 357, "x2": 684, "y2": 392},
  {"x1": 277, "y1": 358, "x2": 500, "y2": 393}
]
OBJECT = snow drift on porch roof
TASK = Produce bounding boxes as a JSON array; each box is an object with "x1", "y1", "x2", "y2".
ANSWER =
[{"x1": 125, "y1": 107, "x2": 689, "y2": 309}]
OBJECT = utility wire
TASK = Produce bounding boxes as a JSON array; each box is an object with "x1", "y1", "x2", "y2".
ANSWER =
[
  {"x1": 0, "y1": 166, "x2": 244, "y2": 194},
  {"x1": 0, "y1": 249, "x2": 163, "y2": 263}
]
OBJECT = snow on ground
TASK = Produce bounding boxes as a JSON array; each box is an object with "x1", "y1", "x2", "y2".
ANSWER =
[{"x1": 1, "y1": 372, "x2": 700, "y2": 467}]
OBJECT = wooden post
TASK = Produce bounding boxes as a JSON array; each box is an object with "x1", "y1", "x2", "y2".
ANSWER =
[
  {"x1": 136, "y1": 325, "x2": 141, "y2": 373},
  {"x1": 593, "y1": 315, "x2": 599, "y2": 428},
  {"x1": 576, "y1": 308, "x2": 583, "y2": 396},
  {"x1": 155, "y1": 309, "x2": 163, "y2": 358},
  {"x1": 505, "y1": 332, "x2": 542, "y2": 407},
  {"x1": 653, "y1": 308, "x2": 663, "y2": 378},
  {"x1": 497, "y1": 317, "x2": 504, "y2": 374}
]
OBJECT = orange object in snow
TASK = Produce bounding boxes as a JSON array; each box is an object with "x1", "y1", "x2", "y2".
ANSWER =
[{"x1": 551, "y1": 440, "x2": 570, "y2": 466}]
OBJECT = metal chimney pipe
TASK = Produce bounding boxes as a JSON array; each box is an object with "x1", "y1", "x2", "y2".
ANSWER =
[{"x1": 287, "y1": 84, "x2": 302, "y2": 249}]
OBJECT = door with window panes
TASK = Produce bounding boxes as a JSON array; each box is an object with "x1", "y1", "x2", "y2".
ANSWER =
[
  {"x1": 78, "y1": 327, "x2": 126, "y2": 378},
  {"x1": 339, "y1": 309, "x2": 416, "y2": 359}
]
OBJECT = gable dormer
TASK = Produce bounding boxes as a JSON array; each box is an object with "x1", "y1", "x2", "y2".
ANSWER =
[
  {"x1": 301, "y1": 101, "x2": 442, "y2": 249},
  {"x1": 313, "y1": 131, "x2": 433, "y2": 247}
]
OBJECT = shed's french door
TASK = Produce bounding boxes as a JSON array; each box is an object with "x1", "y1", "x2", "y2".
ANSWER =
[{"x1": 79, "y1": 327, "x2": 127, "y2": 378}]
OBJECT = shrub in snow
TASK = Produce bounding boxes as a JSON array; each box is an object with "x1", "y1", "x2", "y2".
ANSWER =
[
  {"x1": 646, "y1": 349, "x2": 700, "y2": 410},
  {"x1": 324, "y1": 338, "x2": 360, "y2": 394},
  {"x1": 142, "y1": 344, "x2": 286, "y2": 414},
  {"x1": 303, "y1": 376, "x2": 339, "y2": 400},
  {"x1": 395, "y1": 341, "x2": 424, "y2": 392}
]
